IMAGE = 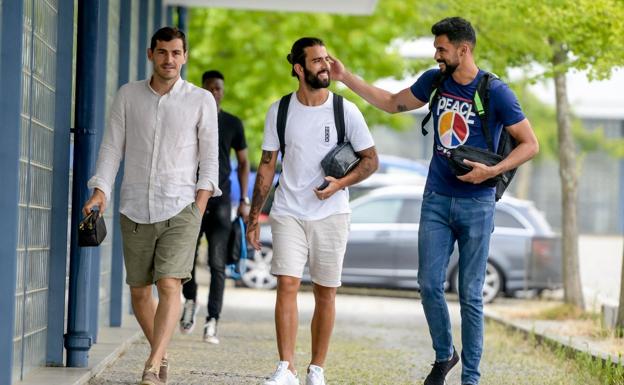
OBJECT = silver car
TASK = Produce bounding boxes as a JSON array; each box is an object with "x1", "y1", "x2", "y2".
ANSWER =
[{"x1": 242, "y1": 185, "x2": 561, "y2": 303}]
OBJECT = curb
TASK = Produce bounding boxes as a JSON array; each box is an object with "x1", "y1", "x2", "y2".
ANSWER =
[{"x1": 484, "y1": 310, "x2": 623, "y2": 368}]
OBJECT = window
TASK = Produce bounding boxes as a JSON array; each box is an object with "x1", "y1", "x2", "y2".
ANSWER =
[
  {"x1": 494, "y1": 209, "x2": 525, "y2": 229},
  {"x1": 351, "y1": 198, "x2": 403, "y2": 223}
]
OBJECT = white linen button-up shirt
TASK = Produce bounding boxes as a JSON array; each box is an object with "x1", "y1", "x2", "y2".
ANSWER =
[{"x1": 88, "y1": 77, "x2": 221, "y2": 224}]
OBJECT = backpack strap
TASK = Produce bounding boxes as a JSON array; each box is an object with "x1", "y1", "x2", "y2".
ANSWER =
[
  {"x1": 474, "y1": 72, "x2": 498, "y2": 152},
  {"x1": 421, "y1": 72, "x2": 447, "y2": 136},
  {"x1": 276, "y1": 93, "x2": 292, "y2": 159},
  {"x1": 333, "y1": 94, "x2": 345, "y2": 144}
]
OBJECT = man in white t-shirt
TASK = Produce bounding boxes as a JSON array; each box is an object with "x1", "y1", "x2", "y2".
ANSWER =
[{"x1": 247, "y1": 37, "x2": 378, "y2": 385}]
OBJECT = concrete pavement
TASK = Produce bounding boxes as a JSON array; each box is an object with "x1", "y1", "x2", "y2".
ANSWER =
[{"x1": 88, "y1": 285, "x2": 603, "y2": 385}]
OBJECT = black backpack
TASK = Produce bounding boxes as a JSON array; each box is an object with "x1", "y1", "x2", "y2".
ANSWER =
[
  {"x1": 421, "y1": 71, "x2": 518, "y2": 201},
  {"x1": 276, "y1": 92, "x2": 346, "y2": 160}
]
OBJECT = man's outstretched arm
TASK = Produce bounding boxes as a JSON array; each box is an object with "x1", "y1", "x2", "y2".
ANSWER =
[{"x1": 329, "y1": 55, "x2": 426, "y2": 113}]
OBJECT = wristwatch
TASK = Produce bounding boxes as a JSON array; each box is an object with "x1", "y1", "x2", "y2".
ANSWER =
[{"x1": 240, "y1": 196, "x2": 250, "y2": 205}]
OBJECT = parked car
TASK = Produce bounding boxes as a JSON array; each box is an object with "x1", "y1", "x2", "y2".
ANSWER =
[
  {"x1": 241, "y1": 185, "x2": 562, "y2": 303},
  {"x1": 376, "y1": 154, "x2": 429, "y2": 177}
]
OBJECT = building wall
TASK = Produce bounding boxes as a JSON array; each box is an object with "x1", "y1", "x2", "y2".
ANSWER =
[{"x1": 13, "y1": 0, "x2": 58, "y2": 380}]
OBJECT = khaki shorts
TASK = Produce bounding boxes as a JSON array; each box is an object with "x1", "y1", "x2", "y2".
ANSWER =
[
  {"x1": 120, "y1": 202, "x2": 202, "y2": 287},
  {"x1": 269, "y1": 213, "x2": 350, "y2": 287}
]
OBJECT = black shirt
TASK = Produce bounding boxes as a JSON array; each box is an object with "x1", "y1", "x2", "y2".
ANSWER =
[{"x1": 215, "y1": 109, "x2": 247, "y2": 199}]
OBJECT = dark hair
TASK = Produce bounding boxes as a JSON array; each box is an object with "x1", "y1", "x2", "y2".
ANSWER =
[
  {"x1": 150, "y1": 27, "x2": 187, "y2": 52},
  {"x1": 287, "y1": 37, "x2": 325, "y2": 77},
  {"x1": 431, "y1": 17, "x2": 476, "y2": 48},
  {"x1": 202, "y1": 70, "x2": 224, "y2": 84}
]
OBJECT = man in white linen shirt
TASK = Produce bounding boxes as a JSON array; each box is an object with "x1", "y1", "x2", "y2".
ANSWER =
[
  {"x1": 82, "y1": 27, "x2": 220, "y2": 385},
  {"x1": 247, "y1": 37, "x2": 378, "y2": 385}
]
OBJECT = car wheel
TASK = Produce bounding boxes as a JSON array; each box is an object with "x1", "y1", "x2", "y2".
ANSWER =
[
  {"x1": 452, "y1": 261, "x2": 503, "y2": 304},
  {"x1": 241, "y1": 244, "x2": 277, "y2": 290}
]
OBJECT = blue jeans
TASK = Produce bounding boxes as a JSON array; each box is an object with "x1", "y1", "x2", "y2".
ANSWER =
[{"x1": 417, "y1": 190, "x2": 495, "y2": 385}]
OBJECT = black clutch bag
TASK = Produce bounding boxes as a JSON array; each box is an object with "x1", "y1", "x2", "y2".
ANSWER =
[
  {"x1": 448, "y1": 145, "x2": 502, "y2": 187},
  {"x1": 318, "y1": 142, "x2": 360, "y2": 190},
  {"x1": 78, "y1": 210, "x2": 107, "y2": 247}
]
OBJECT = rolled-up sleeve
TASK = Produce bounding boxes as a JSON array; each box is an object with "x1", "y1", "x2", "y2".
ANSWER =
[
  {"x1": 87, "y1": 88, "x2": 126, "y2": 200},
  {"x1": 196, "y1": 92, "x2": 222, "y2": 197}
]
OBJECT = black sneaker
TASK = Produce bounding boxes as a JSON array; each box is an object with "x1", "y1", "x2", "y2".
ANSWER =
[{"x1": 424, "y1": 348, "x2": 459, "y2": 385}]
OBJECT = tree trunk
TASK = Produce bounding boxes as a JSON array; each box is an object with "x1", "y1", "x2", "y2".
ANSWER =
[
  {"x1": 553, "y1": 47, "x2": 585, "y2": 309},
  {"x1": 617, "y1": 244, "x2": 624, "y2": 332}
]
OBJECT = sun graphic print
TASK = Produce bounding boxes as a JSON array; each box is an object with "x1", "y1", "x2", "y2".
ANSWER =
[{"x1": 438, "y1": 110, "x2": 470, "y2": 148}]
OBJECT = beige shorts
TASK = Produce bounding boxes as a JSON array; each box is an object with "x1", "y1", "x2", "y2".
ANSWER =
[
  {"x1": 269, "y1": 213, "x2": 350, "y2": 287},
  {"x1": 120, "y1": 202, "x2": 202, "y2": 287}
]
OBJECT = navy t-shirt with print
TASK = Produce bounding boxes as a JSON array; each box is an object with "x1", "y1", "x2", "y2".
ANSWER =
[{"x1": 410, "y1": 69, "x2": 525, "y2": 199}]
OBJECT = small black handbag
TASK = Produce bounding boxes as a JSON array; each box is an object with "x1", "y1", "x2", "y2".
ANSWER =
[
  {"x1": 78, "y1": 210, "x2": 107, "y2": 247},
  {"x1": 448, "y1": 145, "x2": 502, "y2": 188},
  {"x1": 321, "y1": 142, "x2": 360, "y2": 180}
]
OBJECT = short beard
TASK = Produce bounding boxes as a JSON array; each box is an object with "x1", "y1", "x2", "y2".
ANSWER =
[
  {"x1": 439, "y1": 60, "x2": 458, "y2": 76},
  {"x1": 303, "y1": 66, "x2": 330, "y2": 89}
]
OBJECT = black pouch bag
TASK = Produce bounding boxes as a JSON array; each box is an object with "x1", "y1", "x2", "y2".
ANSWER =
[
  {"x1": 321, "y1": 142, "x2": 360, "y2": 180},
  {"x1": 78, "y1": 210, "x2": 107, "y2": 247},
  {"x1": 448, "y1": 145, "x2": 503, "y2": 188}
]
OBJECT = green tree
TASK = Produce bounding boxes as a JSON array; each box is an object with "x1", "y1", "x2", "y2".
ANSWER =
[{"x1": 186, "y1": 3, "x2": 429, "y2": 163}]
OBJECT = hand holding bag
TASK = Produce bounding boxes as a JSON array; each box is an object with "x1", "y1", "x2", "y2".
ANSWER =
[
  {"x1": 447, "y1": 145, "x2": 502, "y2": 187},
  {"x1": 78, "y1": 210, "x2": 107, "y2": 247}
]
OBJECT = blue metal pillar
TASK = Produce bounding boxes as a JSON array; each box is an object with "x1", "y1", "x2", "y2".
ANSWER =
[
  {"x1": 166, "y1": 5, "x2": 175, "y2": 26},
  {"x1": 178, "y1": 6, "x2": 188, "y2": 79},
  {"x1": 154, "y1": 0, "x2": 163, "y2": 29},
  {"x1": 109, "y1": 0, "x2": 133, "y2": 327},
  {"x1": 138, "y1": 0, "x2": 149, "y2": 80},
  {"x1": 46, "y1": 0, "x2": 75, "y2": 366},
  {"x1": 64, "y1": 0, "x2": 106, "y2": 367},
  {"x1": 0, "y1": 1, "x2": 25, "y2": 382}
]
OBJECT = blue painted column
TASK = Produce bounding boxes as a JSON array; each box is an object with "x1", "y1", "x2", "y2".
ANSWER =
[
  {"x1": 46, "y1": 0, "x2": 75, "y2": 366},
  {"x1": 137, "y1": 0, "x2": 149, "y2": 80},
  {"x1": 109, "y1": 0, "x2": 133, "y2": 327},
  {"x1": 64, "y1": 0, "x2": 106, "y2": 367},
  {"x1": 166, "y1": 5, "x2": 174, "y2": 26},
  {"x1": 178, "y1": 6, "x2": 188, "y2": 79},
  {"x1": 0, "y1": 1, "x2": 25, "y2": 382},
  {"x1": 153, "y1": 0, "x2": 163, "y2": 29}
]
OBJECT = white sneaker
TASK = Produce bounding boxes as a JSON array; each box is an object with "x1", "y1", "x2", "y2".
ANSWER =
[
  {"x1": 263, "y1": 361, "x2": 300, "y2": 385},
  {"x1": 305, "y1": 365, "x2": 326, "y2": 385},
  {"x1": 179, "y1": 299, "x2": 196, "y2": 334},
  {"x1": 202, "y1": 317, "x2": 220, "y2": 344}
]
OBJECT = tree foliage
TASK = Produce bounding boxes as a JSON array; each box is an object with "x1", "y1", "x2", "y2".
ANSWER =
[{"x1": 187, "y1": 3, "x2": 431, "y2": 163}]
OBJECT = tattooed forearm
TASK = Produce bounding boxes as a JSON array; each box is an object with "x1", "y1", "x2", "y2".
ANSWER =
[
  {"x1": 248, "y1": 151, "x2": 277, "y2": 222},
  {"x1": 337, "y1": 146, "x2": 379, "y2": 188},
  {"x1": 260, "y1": 150, "x2": 273, "y2": 164},
  {"x1": 397, "y1": 104, "x2": 407, "y2": 112}
]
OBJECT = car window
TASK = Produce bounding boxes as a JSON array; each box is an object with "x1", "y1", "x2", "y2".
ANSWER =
[
  {"x1": 351, "y1": 198, "x2": 402, "y2": 223},
  {"x1": 398, "y1": 198, "x2": 421, "y2": 223},
  {"x1": 494, "y1": 209, "x2": 525, "y2": 229}
]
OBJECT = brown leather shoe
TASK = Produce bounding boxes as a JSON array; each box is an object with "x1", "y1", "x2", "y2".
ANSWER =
[
  {"x1": 140, "y1": 365, "x2": 163, "y2": 385},
  {"x1": 159, "y1": 358, "x2": 169, "y2": 383}
]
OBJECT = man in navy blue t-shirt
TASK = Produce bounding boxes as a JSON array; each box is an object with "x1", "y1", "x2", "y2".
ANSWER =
[{"x1": 330, "y1": 17, "x2": 538, "y2": 385}]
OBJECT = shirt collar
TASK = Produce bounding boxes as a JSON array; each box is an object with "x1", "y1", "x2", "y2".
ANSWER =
[{"x1": 146, "y1": 76, "x2": 185, "y2": 96}]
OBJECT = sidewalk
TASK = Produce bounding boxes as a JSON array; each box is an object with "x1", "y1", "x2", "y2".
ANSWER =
[{"x1": 85, "y1": 286, "x2": 609, "y2": 385}]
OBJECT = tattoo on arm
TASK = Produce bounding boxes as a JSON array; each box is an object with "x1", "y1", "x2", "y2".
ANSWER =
[
  {"x1": 249, "y1": 151, "x2": 276, "y2": 223},
  {"x1": 260, "y1": 150, "x2": 273, "y2": 164},
  {"x1": 397, "y1": 104, "x2": 407, "y2": 112},
  {"x1": 339, "y1": 147, "x2": 378, "y2": 187}
]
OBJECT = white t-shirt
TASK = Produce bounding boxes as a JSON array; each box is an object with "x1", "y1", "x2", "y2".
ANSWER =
[{"x1": 262, "y1": 92, "x2": 375, "y2": 220}]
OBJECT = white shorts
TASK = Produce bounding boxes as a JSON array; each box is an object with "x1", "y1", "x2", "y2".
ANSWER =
[{"x1": 269, "y1": 213, "x2": 350, "y2": 287}]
